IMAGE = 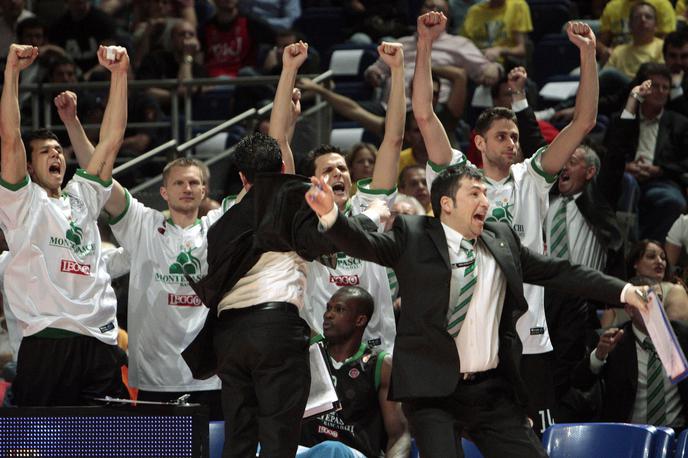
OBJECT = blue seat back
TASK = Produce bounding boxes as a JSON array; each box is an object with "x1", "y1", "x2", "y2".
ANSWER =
[
  {"x1": 209, "y1": 421, "x2": 224, "y2": 458},
  {"x1": 652, "y1": 426, "x2": 674, "y2": 458},
  {"x1": 543, "y1": 423, "x2": 654, "y2": 458},
  {"x1": 462, "y1": 438, "x2": 484, "y2": 458}
]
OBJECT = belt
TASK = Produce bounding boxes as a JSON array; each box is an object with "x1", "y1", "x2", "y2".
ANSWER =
[
  {"x1": 458, "y1": 368, "x2": 499, "y2": 384},
  {"x1": 218, "y1": 301, "x2": 298, "y2": 321}
]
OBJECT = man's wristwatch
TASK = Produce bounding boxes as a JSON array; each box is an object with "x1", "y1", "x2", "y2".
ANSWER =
[
  {"x1": 183, "y1": 54, "x2": 194, "y2": 64},
  {"x1": 631, "y1": 91, "x2": 644, "y2": 103}
]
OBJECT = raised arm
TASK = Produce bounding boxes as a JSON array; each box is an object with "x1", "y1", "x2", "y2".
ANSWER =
[
  {"x1": 55, "y1": 91, "x2": 95, "y2": 165},
  {"x1": 1, "y1": 44, "x2": 38, "y2": 185},
  {"x1": 85, "y1": 46, "x2": 128, "y2": 182},
  {"x1": 412, "y1": 12, "x2": 453, "y2": 166},
  {"x1": 538, "y1": 22, "x2": 598, "y2": 175},
  {"x1": 371, "y1": 42, "x2": 405, "y2": 190},
  {"x1": 379, "y1": 355, "x2": 411, "y2": 458},
  {"x1": 269, "y1": 40, "x2": 308, "y2": 174}
]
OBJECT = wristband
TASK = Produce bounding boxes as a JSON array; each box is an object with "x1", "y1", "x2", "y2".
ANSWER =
[{"x1": 631, "y1": 92, "x2": 644, "y2": 103}]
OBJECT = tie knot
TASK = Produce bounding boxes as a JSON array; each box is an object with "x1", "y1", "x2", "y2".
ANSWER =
[
  {"x1": 562, "y1": 195, "x2": 573, "y2": 203},
  {"x1": 642, "y1": 337, "x2": 656, "y2": 353}
]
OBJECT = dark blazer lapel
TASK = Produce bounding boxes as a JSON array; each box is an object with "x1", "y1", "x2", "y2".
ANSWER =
[
  {"x1": 426, "y1": 218, "x2": 451, "y2": 270},
  {"x1": 655, "y1": 115, "x2": 670, "y2": 164},
  {"x1": 480, "y1": 229, "x2": 520, "y2": 292}
]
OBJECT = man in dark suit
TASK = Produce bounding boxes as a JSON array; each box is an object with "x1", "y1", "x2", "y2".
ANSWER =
[
  {"x1": 572, "y1": 280, "x2": 688, "y2": 427},
  {"x1": 305, "y1": 164, "x2": 650, "y2": 457},
  {"x1": 605, "y1": 62, "x2": 688, "y2": 242}
]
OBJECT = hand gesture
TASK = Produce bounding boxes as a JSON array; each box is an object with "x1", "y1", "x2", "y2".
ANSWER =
[
  {"x1": 283, "y1": 40, "x2": 308, "y2": 71},
  {"x1": 297, "y1": 77, "x2": 319, "y2": 92},
  {"x1": 367, "y1": 197, "x2": 391, "y2": 225},
  {"x1": 417, "y1": 11, "x2": 446, "y2": 43},
  {"x1": 594, "y1": 327, "x2": 624, "y2": 360},
  {"x1": 306, "y1": 176, "x2": 335, "y2": 217},
  {"x1": 97, "y1": 45, "x2": 129, "y2": 74},
  {"x1": 54, "y1": 91, "x2": 78, "y2": 123},
  {"x1": 378, "y1": 42, "x2": 404, "y2": 69},
  {"x1": 5, "y1": 44, "x2": 38, "y2": 72},
  {"x1": 507, "y1": 66, "x2": 527, "y2": 94},
  {"x1": 566, "y1": 21, "x2": 596, "y2": 50},
  {"x1": 630, "y1": 79, "x2": 653, "y2": 100},
  {"x1": 625, "y1": 285, "x2": 650, "y2": 313},
  {"x1": 290, "y1": 88, "x2": 301, "y2": 124}
]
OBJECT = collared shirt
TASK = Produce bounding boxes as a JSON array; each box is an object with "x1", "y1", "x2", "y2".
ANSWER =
[
  {"x1": 442, "y1": 223, "x2": 506, "y2": 373},
  {"x1": 546, "y1": 193, "x2": 607, "y2": 271},
  {"x1": 620, "y1": 108, "x2": 663, "y2": 164},
  {"x1": 591, "y1": 325, "x2": 685, "y2": 426}
]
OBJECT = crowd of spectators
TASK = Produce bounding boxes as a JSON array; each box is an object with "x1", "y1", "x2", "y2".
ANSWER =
[{"x1": 7, "y1": 0, "x2": 688, "y2": 456}]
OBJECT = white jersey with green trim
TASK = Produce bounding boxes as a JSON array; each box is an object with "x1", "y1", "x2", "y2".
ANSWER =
[
  {"x1": 0, "y1": 171, "x2": 119, "y2": 345},
  {"x1": 303, "y1": 179, "x2": 397, "y2": 352},
  {"x1": 109, "y1": 191, "x2": 233, "y2": 391},
  {"x1": 427, "y1": 148, "x2": 557, "y2": 354}
]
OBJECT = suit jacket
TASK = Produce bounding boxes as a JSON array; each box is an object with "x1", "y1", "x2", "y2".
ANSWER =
[
  {"x1": 517, "y1": 105, "x2": 625, "y2": 274},
  {"x1": 182, "y1": 173, "x2": 376, "y2": 379},
  {"x1": 325, "y1": 214, "x2": 627, "y2": 403},
  {"x1": 605, "y1": 109, "x2": 688, "y2": 188},
  {"x1": 572, "y1": 321, "x2": 688, "y2": 423}
]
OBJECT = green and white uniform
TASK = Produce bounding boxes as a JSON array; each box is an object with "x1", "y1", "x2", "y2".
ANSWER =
[
  {"x1": 109, "y1": 191, "x2": 232, "y2": 391},
  {"x1": 427, "y1": 148, "x2": 558, "y2": 354},
  {"x1": 303, "y1": 179, "x2": 397, "y2": 352}
]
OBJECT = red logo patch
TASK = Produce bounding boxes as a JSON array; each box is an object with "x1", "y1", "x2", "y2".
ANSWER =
[
  {"x1": 348, "y1": 368, "x2": 360, "y2": 379},
  {"x1": 167, "y1": 294, "x2": 202, "y2": 306},
  {"x1": 328, "y1": 274, "x2": 360, "y2": 287},
  {"x1": 60, "y1": 259, "x2": 91, "y2": 276}
]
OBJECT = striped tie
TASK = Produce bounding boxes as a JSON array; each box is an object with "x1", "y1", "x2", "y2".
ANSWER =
[
  {"x1": 550, "y1": 197, "x2": 571, "y2": 258},
  {"x1": 642, "y1": 337, "x2": 667, "y2": 425},
  {"x1": 447, "y1": 239, "x2": 477, "y2": 338}
]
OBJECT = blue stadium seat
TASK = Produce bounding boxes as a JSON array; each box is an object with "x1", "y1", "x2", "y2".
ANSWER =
[
  {"x1": 674, "y1": 428, "x2": 688, "y2": 457},
  {"x1": 527, "y1": 0, "x2": 573, "y2": 44},
  {"x1": 532, "y1": 34, "x2": 580, "y2": 88},
  {"x1": 543, "y1": 423, "x2": 655, "y2": 458},
  {"x1": 462, "y1": 438, "x2": 485, "y2": 458},
  {"x1": 209, "y1": 421, "x2": 224, "y2": 458},
  {"x1": 327, "y1": 44, "x2": 379, "y2": 101},
  {"x1": 652, "y1": 426, "x2": 674, "y2": 458}
]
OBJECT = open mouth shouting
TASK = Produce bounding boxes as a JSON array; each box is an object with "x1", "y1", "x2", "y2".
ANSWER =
[
  {"x1": 331, "y1": 181, "x2": 347, "y2": 197},
  {"x1": 48, "y1": 161, "x2": 62, "y2": 177}
]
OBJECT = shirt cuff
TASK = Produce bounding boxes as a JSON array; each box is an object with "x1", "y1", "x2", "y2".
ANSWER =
[
  {"x1": 511, "y1": 98, "x2": 529, "y2": 113},
  {"x1": 620, "y1": 109, "x2": 636, "y2": 120},
  {"x1": 319, "y1": 204, "x2": 339, "y2": 230},
  {"x1": 590, "y1": 349, "x2": 606, "y2": 374},
  {"x1": 620, "y1": 283, "x2": 633, "y2": 303},
  {"x1": 362, "y1": 206, "x2": 382, "y2": 227}
]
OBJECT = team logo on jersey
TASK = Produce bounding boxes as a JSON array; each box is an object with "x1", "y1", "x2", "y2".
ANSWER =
[
  {"x1": 169, "y1": 249, "x2": 201, "y2": 275},
  {"x1": 67, "y1": 193, "x2": 86, "y2": 214},
  {"x1": 60, "y1": 259, "x2": 91, "y2": 276},
  {"x1": 329, "y1": 274, "x2": 360, "y2": 287},
  {"x1": 49, "y1": 222, "x2": 95, "y2": 257},
  {"x1": 317, "y1": 425, "x2": 339, "y2": 439},
  {"x1": 66, "y1": 221, "x2": 83, "y2": 245},
  {"x1": 348, "y1": 368, "x2": 360, "y2": 379},
  {"x1": 335, "y1": 252, "x2": 362, "y2": 270},
  {"x1": 167, "y1": 293, "x2": 202, "y2": 306},
  {"x1": 486, "y1": 201, "x2": 514, "y2": 225}
]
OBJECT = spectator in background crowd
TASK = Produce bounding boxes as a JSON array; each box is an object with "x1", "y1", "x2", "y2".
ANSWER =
[
  {"x1": 49, "y1": 0, "x2": 117, "y2": 75},
  {"x1": 597, "y1": 0, "x2": 675, "y2": 65},
  {"x1": 605, "y1": 65, "x2": 688, "y2": 242},
  {"x1": 0, "y1": 0, "x2": 33, "y2": 61},
  {"x1": 262, "y1": 28, "x2": 319, "y2": 75},
  {"x1": 666, "y1": 213, "x2": 688, "y2": 276},
  {"x1": 398, "y1": 165, "x2": 431, "y2": 214},
  {"x1": 347, "y1": 142, "x2": 377, "y2": 186},
  {"x1": 343, "y1": 0, "x2": 410, "y2": 44},
  {"x1": 364, "y1": 0, "x2": 501, "y2": 111},
  {"x1": 200, "y1": 0, "x2": 274, "y2": 78},
  {"x1": 238, "y1": 0, "x2": 301, "y2": 31},
  {"x1": 605, "y1": 2, "x2": 665, "y2": 80},
  {"x1": 460, "y1": 0, "x2": 533, "y2": 67},
  {"x1": 662, "y1": 31, "x2": 688, "y2": 117}
]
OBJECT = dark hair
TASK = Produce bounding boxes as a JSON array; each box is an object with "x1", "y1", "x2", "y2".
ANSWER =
[
  {"x1": 631, "y1": 62, "x2": 672, "y2": 87},
  {"x1": 303, "y1": 144, "x2": 345, "y2": 177},
  {"x1": 474, "y1": 107, "x2": 517, "y2": 137},
  {"x1": 16, "y1": 16, "x2": 45, "y2": 42},
  {"x1": 398, "y1": 164, "x2": 424, "y2": 189},
  {"x1": 334, "y1": 286, "x2": 374, "y2": 323},
  {"x1": 627, "y1": 239, "x2": 668, "y2": 281},
  {"x1": 430, "y1": 163, "x2": 483, "y2": 216},
  {"x1": 346, "y1": 143, "x2": 377, "y2": 172},
  {"x1": 232, "y1": 133, "x2": 282, "y2": 183},
  {"x1": 629, "y1": 1, "x2": 656, "y2": 22},
  {"x1": 663, "y1": 31, "x2": 688, "y2": 56},
  {"x1": 22, "y1": 129, "x2": 60, "y2": 162}
]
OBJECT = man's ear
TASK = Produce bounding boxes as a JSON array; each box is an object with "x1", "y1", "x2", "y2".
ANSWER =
[
  {"x1": 440, "y1": 195, "x2": 453, "y2": 214},
  {"x1": 239, "y1": 171, "x2": 248, "y2": 188},
  {"x1": 474, "y1": 134, "x2": 486, "y2": 154},
  {"x1": 355, "y1": 314, "x2": 369, "y2": 328},
  {"x1": 585, "y1": 166, "x2": 597, "y2": 181},
  {"x1": 160, "y1": 185, "x2": 169, "y2": 202}
]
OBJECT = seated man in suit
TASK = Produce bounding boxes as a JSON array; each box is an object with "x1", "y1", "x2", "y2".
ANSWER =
[
  {"x1": 298, "y1": 286, "x2": 410, "y2": 458},
  {"x1": 606, "y1": 63, "x2": 688, "y2": 242},
  {"x1": 573, "y1": 277, "x2": 688, "y2": 428},
  {"x1": 305, "y1": 163, "x2": 650, "y2": 457}
]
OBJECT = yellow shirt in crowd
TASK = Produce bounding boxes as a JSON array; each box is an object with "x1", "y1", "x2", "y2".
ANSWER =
[
  {"x1": 460, "y1": 0, "x2": 533, "y2": 51},
  {"x1": 600, "y1": 0, "x2": 676, "y2": 46}
]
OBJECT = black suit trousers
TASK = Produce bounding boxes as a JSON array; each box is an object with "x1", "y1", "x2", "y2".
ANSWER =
[
  {"x1": 403, "y1": 375, "x2": 547, "y2": 458},
  {"x1": 213, "y1": 306, "x2": 311, "y2": 458}
]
